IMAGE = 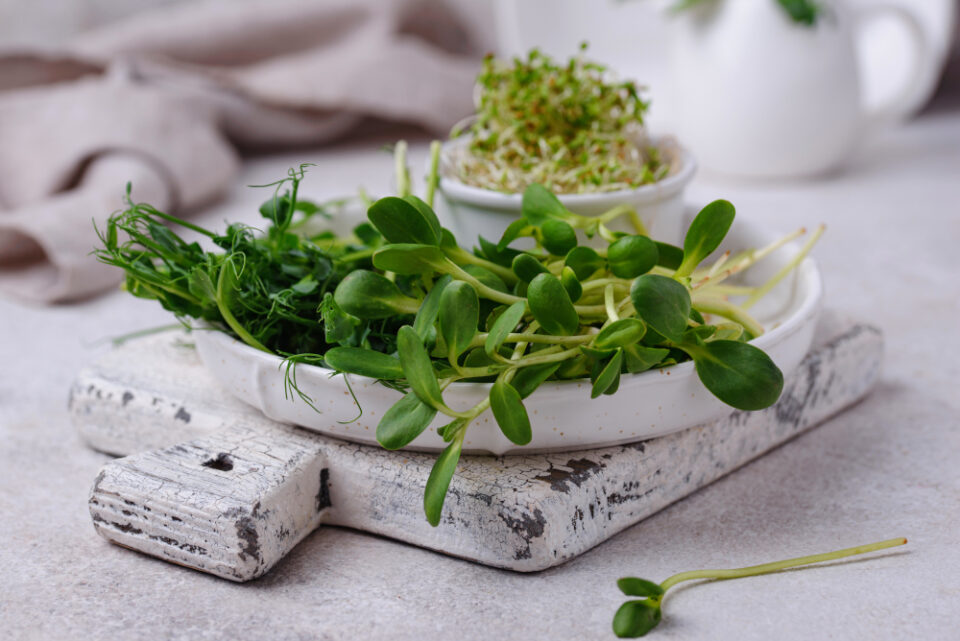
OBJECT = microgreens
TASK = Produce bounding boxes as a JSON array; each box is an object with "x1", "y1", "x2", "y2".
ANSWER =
[
  {"x1": 613, "y1": 537, "x2": 907, "y2": 637},
  {"x1": 449, "y1": 46, "x2": 669, "y2": 194},
  {"x1": 96, "y1": 140, "x2": 823, "y2": 527}
]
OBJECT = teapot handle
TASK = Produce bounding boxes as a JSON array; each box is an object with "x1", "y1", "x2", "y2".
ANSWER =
[{"x1": 853, "y1": 3, "x2": 937, "y2": 132}]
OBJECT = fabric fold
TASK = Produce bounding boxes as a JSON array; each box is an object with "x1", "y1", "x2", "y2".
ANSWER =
[{"x1": 0, "y1": 0, "x2": 479, "y2": 303}]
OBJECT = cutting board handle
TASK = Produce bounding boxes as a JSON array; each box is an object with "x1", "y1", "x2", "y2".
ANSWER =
[{"x1": 89, "y1": 425, "x2": 329, "y2": 582}]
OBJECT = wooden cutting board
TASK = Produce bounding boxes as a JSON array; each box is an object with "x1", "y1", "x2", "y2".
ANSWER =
[{"x1": 71, "y1": 310, "x2": 882, "y2": 581}]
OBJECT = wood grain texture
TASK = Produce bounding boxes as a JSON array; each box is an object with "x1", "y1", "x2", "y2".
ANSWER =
[{"x1": 74, "y1": 312, "x2": 883, "y2": 580}]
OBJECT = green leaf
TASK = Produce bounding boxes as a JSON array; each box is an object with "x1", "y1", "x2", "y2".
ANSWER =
[
  {"x1": 594, "y1": 318, "x2": 646, "y2": 349},
  {"x1": 630, "y1": 274, "x2": 691, "y2": 341},
  {"x1": 291, "y1": 274, "x2": 318, "y2": 295},
  {"x1": 485, "y1": 300, "x2": 526, "y2": 358},
  {"x1": 187, "y1": 267, "x2": 216, "y2": 303},
  {"x1": 540, "y1": 219, "x2": 577, "y2": 256},
  {"x1": 527, "y1": 273, "x2": 579, "y2": 336},
  {"x1": 397, "y1": 325, "x2": 446, "y2": 411},
  {"x1": 512, "y1": 253, "x2": 549, "y2": 283},
  {"x1": 712, "y1": 322, "x2": 744, "y2": 342},
  {"x1": 687, "y1": 340, "x2": 784, "y2": 410},
  {"x1": 437, "y1": 417, "x2": 468, "y2": 442},
  {"x1": 439, "y1": 227, "x2": 458, "y2": 249},
  {"x1": 617, "y1": 577, "x2": 664, "y2": 598},
  {"x1": 623, "y1": 345, "x2": 669, "y2": 373},
  {"x1": 413, "y1": 274, "x2": 453, "y2": 340},
  {"x1": 402, "y1": 195, "x2": 443, "y2": 242},
  {"x1": 424, "y1": 435, "x2": 463, "y2": 526},
  {"x1": 612, "y1": 600, "x2": 662, "y2": 638},
  {"x1": 676, "y1": 200, "x2": 735, "y2": 277},
  {"x1": 323, "y1": 347, "x2": 404, "y2": 380},
  {"x1": 377, "y1": 391, "x2": 437, "y2": 450},
  {"x1": 372, "y1": 244, "x2": 447, "y2": 274},
  {"x1": 654, "y1": 241, "x2": 684, "y2": 270},
  {"x1": 352, "y1": 221, "x2": 381, "y2": 246},
  {"x1": 319, "y1": 292, "x2": 357, "y2": 344},
  {"x1": 581, "y1": 345, "x2": 618, "y2": 360},
  {"x1": 367, "y1": 196, "x2": 441, "y2": 246},
  {"x1": 462, "y1": 264, "x2": 508, "y2": 293},
  {"x1": 259, "y1": 194, "x2": 292, "y2": 229},
  {"x1": 498, "y1": 218, "x2": 534, "y2": 251},
  {"x1": 334, "y1": 270, "x2": 420, "y2": 319},
  {"x1": 608, "y1": 235, "x2": 659, "y2": 279},
  {"x1": 565, "y1": 246, "x2": 604, "y2": 280},
  {"x1": 439, "y1": 281, "x2": 479, "y2": 361},
  {"x1": 560, "y1": 266, "x2": 582, "y2": 302},
  {"x1": 510, "y1": 362, "x2": 562, "y2": 399},
  {"x1": 490, "y1": 377, "x2": 532, "y2": 445},
  {"x1": 522, "y1": 183, "x2": 568, "y2": 224},
  {"x1": 591, "y1": 348, "x2": 623, "y2": 398},
  {"x1": 683, "y1": 325, "x2": 717, "y2": 345},
  {"x1": 478, "y1": 236, "x2": 522, "y2": 268}
]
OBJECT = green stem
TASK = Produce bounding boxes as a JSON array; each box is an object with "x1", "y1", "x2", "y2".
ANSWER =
[
  {"x1": 659, "y1": 537, "x2": 907, "y2": 592},
  {"x1": 691, "y1": 296, "x2": 764, "y2": 338},
  {"x1": 442, "y1": 245, "x2": 518, "y2": 284},
  {"x1": 604, "y1": 284, "x2": 619, "y2": 322},
  {"x1": 215, "y1": 263, "x2": 272, "y2": 354},
  {"x1": 743, "y1": 225, "x2": 824, "y2": 310},
  {"x1": 425, "y1": 140, "x2": 441, "y2": 209},
  {"x1": 395, "y1": 140, "x2": 411, "y2": 198}
]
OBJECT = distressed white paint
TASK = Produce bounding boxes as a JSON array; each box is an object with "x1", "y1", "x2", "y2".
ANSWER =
[{"x1": 74, "y1": 311, "x2": 882, "y2": 581}]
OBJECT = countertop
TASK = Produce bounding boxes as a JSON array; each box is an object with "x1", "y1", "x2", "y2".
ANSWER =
[{"x1": 2, "y1": 106, "x2": 959, "y2": 639}]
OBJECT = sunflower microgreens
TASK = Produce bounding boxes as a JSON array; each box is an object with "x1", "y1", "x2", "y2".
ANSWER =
[
  {"x1": 613, "y1": 537, "x2": 907, "y2": 637},
  {"x1": 96, "y1": 141, "x2": 822, "y2": 526},
  {"x1": 449, "y1": 45, "x2": 669, "y2": 194}
]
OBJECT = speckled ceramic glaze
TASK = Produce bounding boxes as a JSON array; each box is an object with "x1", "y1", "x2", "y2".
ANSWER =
[{"x1": 194, "y1": 219, "x2": 821, "y2": 455}]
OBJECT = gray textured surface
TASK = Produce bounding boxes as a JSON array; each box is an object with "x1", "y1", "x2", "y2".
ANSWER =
[
  {"x1": 78, "y1": 315, "x2": 881, "y2": 578},
  {"x1": 2, "y1": 114, "x2": 960, "y2": 639}
]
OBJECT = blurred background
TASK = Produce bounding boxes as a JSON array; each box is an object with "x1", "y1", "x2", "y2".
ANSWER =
[{"x1": 0, "y1": 0, "x2": 957, "y2": 306}]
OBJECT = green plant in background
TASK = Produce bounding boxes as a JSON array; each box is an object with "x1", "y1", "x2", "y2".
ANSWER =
[
  {"x1": 671, "y1": 0, "x2": 822, "y2": 25},
  {"x1": 450, "y1": 45, "x2": 669, "y2": 194},
  {"x1": 96, "y1": 142, "x2": 823, "y2": 526},
  {"x1": 612, "y1": 537, "x2": 907, "y2": 637}
]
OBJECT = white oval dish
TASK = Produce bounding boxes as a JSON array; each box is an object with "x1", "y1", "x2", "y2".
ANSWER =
[
  {"x1": 194, "y1": 217, "x2": 820, "y2": 455},
  {"x1": 437, "y1": 137, "x2": 697, "y2": 247}
]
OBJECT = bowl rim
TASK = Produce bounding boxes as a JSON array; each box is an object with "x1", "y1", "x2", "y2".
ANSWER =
[
  {"x1": 436, "y1": 135, "x2": 698, "y2": 211},
  {"x1": 196, "y1": 256, "x2": 822, "y2": 399}
]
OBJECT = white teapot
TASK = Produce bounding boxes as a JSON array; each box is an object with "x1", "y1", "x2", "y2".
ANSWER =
[{"x1": 669, "y1": 0, "x2": 936, "y2": 178}]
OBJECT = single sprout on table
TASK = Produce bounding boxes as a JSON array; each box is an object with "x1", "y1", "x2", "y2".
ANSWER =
[
  {"x1": 612, "y1": 537, "x2": 907, "y2": 637},
  {"x1": 449, "y1": 45, "x2": 670, "y2": 194}
]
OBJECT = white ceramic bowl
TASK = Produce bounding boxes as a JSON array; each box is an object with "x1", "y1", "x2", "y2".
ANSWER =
[
  {"x1": 194, "y1": 215, "x2": 822, "y2": 456},
  {"x1": 437, "y1": 137, "x2": 697, "y2": 247}
]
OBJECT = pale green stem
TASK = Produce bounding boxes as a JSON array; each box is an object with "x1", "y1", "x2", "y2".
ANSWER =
[
  {"x1": 444, "y1": 259, "x2": 609, "y2": 316},
  {"x1": 659, "y1": 537, "x2": 907, "y2": 592},
  {"x1": 604, "y1": 284, "x2": 619, "y2": 322},
  {"x1": 743, "y1": 224, "x2": 824, "y2": 310},
  {"x1": 691, "y1": 296, "x2": 765, "y2": 337},
  {"x1": 394, "y1": 140, "x2": 411, "y2": 198},
  {"x1": 581, "y1": 277, "x2": 631, "y2": 293},
  {"x1": 442, "y1": 246, "x2": 518, "y2": 284},
  {"x1": 425, "y1": 140, "x2": 441, "y2": 209},
  {"x1": 469, "y1": 332, "x2": 593, "y2": 350}
]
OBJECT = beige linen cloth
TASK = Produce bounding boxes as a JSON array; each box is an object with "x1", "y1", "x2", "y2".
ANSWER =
[{"x1": 0, "y1": 0, "x2": 479, "y2": 303}]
